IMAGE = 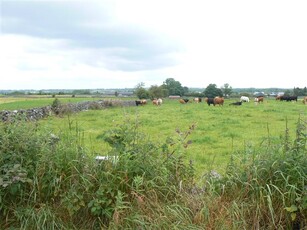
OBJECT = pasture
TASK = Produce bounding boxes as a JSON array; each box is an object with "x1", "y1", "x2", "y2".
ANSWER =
[
  {"x1": 2, "y1": 96, "x2": 305, "y2": 177},
  {"x1": 0, "y1": 95, "x2": 103, "y2": 110},
  {"x1": 0, "y1": 96, "x2": 306, "y2": 229}
]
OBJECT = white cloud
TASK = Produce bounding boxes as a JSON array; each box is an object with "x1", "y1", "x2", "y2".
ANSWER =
[{"x1": 1, "y1": 0, "x2": 307, "y2": 89}]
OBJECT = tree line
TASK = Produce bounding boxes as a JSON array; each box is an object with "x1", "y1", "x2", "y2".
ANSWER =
[
  {"x1": 135, "y1": 78, "x2": 307, "y2": 99},
  {"x1": 1, "y1": 79, "x2": 306, "y2": 98}
]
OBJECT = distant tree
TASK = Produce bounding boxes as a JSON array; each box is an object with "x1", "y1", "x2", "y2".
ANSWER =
[
  {"x1": 221, "y1": 83, "x2": 232, "y2": 97},
  {"x1": 203, "y1": 84, "x2": 223, "y2": 98},
  {"x1": 163, "y1": 78, "x2": 184, "y2": 96},
  {"x1": 8, "y1": 91, "x2": 25, "y2": 95},
  {"x1": 148, "y1": 85, "x2": 166, "y2": 99},
  {"x1": 284, "y1": 90, "x2": 291, "y2": 96},
  {"x1": 183, "y1": 86, "x2": 189, "y2": 96},
  {"x1": 239, "y1": 92, "x2": 251, "y2": 97},
  {"x1": 114, "y1": 91, "x2": 119, "y2": 97},
  {"x1": 136, "y1": 88, "x2": 149, "y2": 99},
  {"x1": 135, "y1": 82, "x2": 149, "y2": 99},
  {"x1": 135, "y1": 82, "x2": 145, "y2": 89},
  {"x1": 293, "y1": 87, "x2": 307, "y2": 96},
  {"x1": 159, "y1": 84, "x2": 169, "y2": 96}
]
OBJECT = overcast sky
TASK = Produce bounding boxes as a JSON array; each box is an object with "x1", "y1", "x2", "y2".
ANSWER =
[{"x1": 1, "y1": 0, "x2": 306, "y2": 90}]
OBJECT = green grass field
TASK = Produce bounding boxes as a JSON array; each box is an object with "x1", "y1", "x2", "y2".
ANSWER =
[
  {"x1": 0, "y1": 96, "x2": 306, "y2": 229},
  {"x1": 0, "y1": 95, "x2": 104, "y2": 110},
  {"x1": 2, "y1": 96, "x2": 305, "y2": 177}
]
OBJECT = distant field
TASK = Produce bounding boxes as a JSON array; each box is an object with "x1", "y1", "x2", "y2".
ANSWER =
[
  {"x1": 1, "y1": 96, "x2": 306, "y2": 177},
  {"x1": 0, "y1": 95, "x2": 107, "y2": 110}
]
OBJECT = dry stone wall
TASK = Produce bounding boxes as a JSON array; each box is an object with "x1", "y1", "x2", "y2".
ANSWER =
[{"x1": 0, "y1": 99, "x2": 136, "y2": 122}]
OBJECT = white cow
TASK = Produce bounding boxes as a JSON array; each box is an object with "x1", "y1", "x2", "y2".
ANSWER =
[
  {"x1": 240, "y1": 96, "x2": 250, "y2": 102},
  {"x1": 152, "y1": 98, "x2": 163, "y2": 106},
  {"x1": 157, "y1": 98, "x2": 163, "y2": 105}
]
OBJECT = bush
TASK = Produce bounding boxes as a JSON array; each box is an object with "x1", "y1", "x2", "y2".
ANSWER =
[
  {"x1": 87, "y1": 118, "x2": 195, "y2": 226},
  {"x1": 0, "y1": 117, "x2": 196, "y2": 229},
  {"x1": 51, "y1": 98, "x2": 74, "y2": 116},
  {"x1": 51, "y1": 98, "x2": 61, "y2": 115}
]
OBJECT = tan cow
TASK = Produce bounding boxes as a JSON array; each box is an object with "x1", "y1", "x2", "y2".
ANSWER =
[
  {"x1": 152, "y1": 98, "x2": 163, "y2": 106},
  {"x1": 213, "y1": 97, "x2": 224, "y2": 106}
]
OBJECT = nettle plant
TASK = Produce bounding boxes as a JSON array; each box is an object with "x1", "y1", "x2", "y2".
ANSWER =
[{"x1": 87, "y1": 117, "x2": 196, "y2": 221}]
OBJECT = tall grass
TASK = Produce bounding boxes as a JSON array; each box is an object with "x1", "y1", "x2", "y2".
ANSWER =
[
  {"x1": 0, "y1": 116, "x2": 195, "y2": 229},
  {"x1": 0, "y1": 113, "x2": 306, "y2": 229},
  {"x1": 216, "y1": 116, "x2": 307, "y2": 229}
]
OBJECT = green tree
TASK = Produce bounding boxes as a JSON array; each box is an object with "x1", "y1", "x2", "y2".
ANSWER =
[
  {"x1": 293, "y1": 87, "x2": 307, "y2": 96},
  {"x1": 183, "y1": 86, "x2": 189, "y2": 96},
  {"x1": 203, "y1": 84, "x2": 223, "y2": 98},
  {"x1": 135, "y1": 82, "x2": 149, "y2": 99},
  {"x1": 163, "y1": 78, "x2": 185, "y2": 96},
  {"x1": 284, "y1": 90, "x2": 292, "y2": 96},
  {"x1": 221, "y1": 83, "x2": 232, "y2": 97},
  {"x1": 148, "y1": 85, "x2": 166, "y2": 99}
]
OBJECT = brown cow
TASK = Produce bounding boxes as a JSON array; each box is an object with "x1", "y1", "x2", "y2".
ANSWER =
[
  {"x1": 213, "y1": 97, "x2": 224, "y2": 106},
  {"x1": 179, "y1": 98, "x2": 189, "y2": 104},
  {"x1": 303, "y1": 96, "x2": 307, "y2": 104},
  {"x1": 179, "y1": 99, "x2": 186, "y2": 104},
  {"x1": 254, "y1": 96, "x2": 264, "y2": 105}
]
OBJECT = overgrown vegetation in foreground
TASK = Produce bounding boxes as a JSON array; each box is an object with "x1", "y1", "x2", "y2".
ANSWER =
[{"x1": 0, "y1": 116, "x2": 306, "y2": 229}]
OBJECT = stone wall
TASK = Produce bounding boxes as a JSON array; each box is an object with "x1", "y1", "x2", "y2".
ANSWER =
[{"x1": 0, "y1": 99, "x2": 136, "y2": 122}]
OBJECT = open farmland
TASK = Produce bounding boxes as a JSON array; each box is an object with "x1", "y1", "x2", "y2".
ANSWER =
[
  {"x1": 2, "y1": 96, "x2": 305, "y2": 177},
  {"x1": 0, "y1": 96, "x2": 306, "y2": 229},
  {"x1": 0, "y1": 95, "x2": 104, "y2": 110}
]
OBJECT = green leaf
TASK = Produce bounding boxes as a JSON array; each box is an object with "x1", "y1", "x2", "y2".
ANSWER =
[
  {"x1": 291, "y1": 212, "x2": 296, "y2": 221},
  {"x1": 285, "y1": 205, "x2": 298, "y2": 213}
]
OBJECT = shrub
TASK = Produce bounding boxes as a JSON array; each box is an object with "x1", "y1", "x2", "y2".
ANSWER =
[
  {"x1": 51, "y1": 99, "x2": 74, "y2": 116},
  {"x1": 88, "y1": 102, "x2": 102, "y2": 110},
  {"x1": 88, "y1": 118, "x2": 195, "y2": 227},
  {"x1": 0, "y1": 116, "x2": 196, "y2": 229},
  {"x1": 0, "y1": 120, "x2": 49, "y2": 215},
  {"x1": 51, "y1": 98, "x2": 61, "y2": 115}
]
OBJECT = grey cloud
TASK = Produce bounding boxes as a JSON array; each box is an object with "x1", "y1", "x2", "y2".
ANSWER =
[{"x1": 1, "y1": 1, "x2": 181, "y2": 71}]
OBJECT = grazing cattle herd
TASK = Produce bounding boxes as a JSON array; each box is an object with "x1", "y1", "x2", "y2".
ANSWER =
[{"x1": 135, "y1": 95, "x2": 306, "y2": 107}]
